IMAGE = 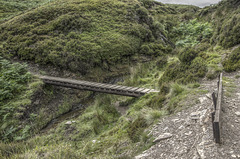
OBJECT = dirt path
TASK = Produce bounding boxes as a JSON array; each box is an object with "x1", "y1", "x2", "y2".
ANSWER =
[{"x1": 135, "y1": 72, "x2": 240, "y2": 159}]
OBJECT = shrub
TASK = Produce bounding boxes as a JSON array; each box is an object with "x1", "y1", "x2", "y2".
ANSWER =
[
  {"x1": 159, "y1": 56, "x2": 207, "y2": 85},
  {"x1": 189, "y1": 57, "x2": 207, "y2": 77},
  {"x1": 178, "y1": 48, "x2": 198, "y2": 64},
  {"x1": 140, "y1": 42, "x2": 169, "y2": 56},
  {"x1": 174, "y1": 19, "x2": 213, "y2": 47},
  {"x1": 0, "y1": 58, "x2": 32, "y2": 102},
  {"x1": 159, "y1": 82, "x2": 170, "y2": 95},
  {"x1": 156, "y1": 55, "x2": 168, "y2": 69},
  {"x1": 223, "y1": 47, "x2": 240, "y2": 72}
]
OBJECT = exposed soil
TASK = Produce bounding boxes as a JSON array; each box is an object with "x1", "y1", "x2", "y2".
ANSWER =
[{"x1": 135, "y1": 71, "x2": 240, "y2": 159}]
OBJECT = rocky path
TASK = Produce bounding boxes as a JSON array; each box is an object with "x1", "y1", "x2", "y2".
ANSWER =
[{"x1": 135, "y1": 72, "x2": 240, "y2": 159}]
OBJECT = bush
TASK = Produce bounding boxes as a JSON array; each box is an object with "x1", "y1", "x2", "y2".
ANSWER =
[
  {"x1": 0, "y1": 58, "x2": 32, "y2": 102},
  {"x1": 156, "y1": 55, "x2": 168, "y2": 69},
  {"x1": 0, "y1": 58, "x2": 35, "y2": 142},
  {"x1": 178, "y1": 48, "x2": 198, "y2": 64},
  {"x1": 223, "y1": 47, "x2": 240, "y2": 72},
  {"x1": 140, "y1": 42, "x2": 169, "y2": 56},
  {"x1": 159, "y1": 56, "x2": 207, "y2": 85},
  {"x1": 189, "y1": 57, "x2": 207, "y2": 77},
  {"x1": 174, "y1": 19, "x2": 213, "y2": 47},
  {"x1": 170, "y1": 83, "x2": 185, "y2": 97}
]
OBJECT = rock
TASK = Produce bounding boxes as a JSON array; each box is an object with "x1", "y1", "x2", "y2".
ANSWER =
[
  {"x1": 34, "y1": 100, "x2": 40, "y2": 105},
  {"x1": 199, "y1": 96, "x2": 207, "y2": 103},
  {"x1": 65, "y1": 121, "x2": 76, "y2": 125},
  {"x1": 153, "y1": 133, "x2": 173, "y2": 143},
  {"x1": 163, "y1": 127, "x2": 168, "y2": 131},
  {"x1": 231, "y1": 154, "x2": 236, "y2": 158},
  {"x1": 235, "y1": 112, "x2": 240, "y2": 117},
  {"x1": 65, "y1": 121, "x2": 72, "y2": 125},
  {"x1": 185, "y1": 131, "x2": 192, "y2": 136},
  {"x1": 206, "y1": 93, "x2": 212, "y2": 100},
  {"x1": 135, "y1": 153, "x2": 149, "y2": 159},
  {"x1": 190, "y1": 111, "x2": 200, "y2": 120}
]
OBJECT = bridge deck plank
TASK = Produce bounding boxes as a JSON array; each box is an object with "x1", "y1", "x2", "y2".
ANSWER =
[
  {"x1": 141, "y1": 89, "x2": 151, "y2": 93},
  {"x1": 40, "y1": 76, "x2": 158, "y2": 97},
  {"x1": 128, "y1": 87, "x2": 140, "y2": 92},
  {"x1": 135, "y1": 88, "x2": 146, "y2": 92}
]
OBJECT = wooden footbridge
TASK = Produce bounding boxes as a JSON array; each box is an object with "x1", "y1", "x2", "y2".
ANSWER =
[{"x1": 40, "y1": 76, "x2": 159, "y2": 97}]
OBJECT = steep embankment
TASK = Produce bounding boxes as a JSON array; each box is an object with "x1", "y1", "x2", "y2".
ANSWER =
[
  {"x1": 199, "y1": 0, "x2": 240, "y2": 48},
  {"x1": 199, "y1": 0, "x2": 240, "y2": 74}
]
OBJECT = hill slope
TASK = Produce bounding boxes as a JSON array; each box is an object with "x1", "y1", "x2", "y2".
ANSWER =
[
  {"x1": 1, "y1": 0, "x2": 240, "y2": 158},
  {"x1": 0, "y1": 0, "x2": 172, "y2": 78},
  {"x1": 199, "y1": 0, "x2": 240, "y2": 48},
  {"x1": 0, "y1": 0, "x2": 55, "y2": 23}
]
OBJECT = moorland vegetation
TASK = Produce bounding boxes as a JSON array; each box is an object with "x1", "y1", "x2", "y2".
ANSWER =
[{"x1": 0, "y1": 0, "x2": 239, "y2": 158}]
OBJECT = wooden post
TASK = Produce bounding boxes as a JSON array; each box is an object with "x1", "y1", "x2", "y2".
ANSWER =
[
  {"x1": 211, "y1": 111, "x2": 216, "y2": 139},
  {"x1": 212, "y1": 92, "x2": 217, "y2": 110},
  {"x1": 213, "y1": 73, "x2": 223, "y2": 143}
]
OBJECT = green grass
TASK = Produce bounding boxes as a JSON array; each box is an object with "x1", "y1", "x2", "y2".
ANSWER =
[
  {"x1": 199, "y1": 0, "x2": 240, "y2": 48},
  {"x1": 0, "y1": 0, "x2": 56, "y2": 23},
  {"x1": 0, "y1": 0, "x2": 172, "y2": 78},
  {"x1": 0, "y1": 57, "x2": 43, "y2": 142},
  {"x1": 0, "y1": 54, "x2": 209, "y2": 158},
  {"x1": 1, "y1": 0, "x2": 240, "y2": 158},
  {"x1": 223, "y1": 76, "x2": 236, "y2": 97}
]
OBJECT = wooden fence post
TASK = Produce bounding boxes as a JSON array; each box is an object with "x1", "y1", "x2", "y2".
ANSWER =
[{"x1": 213, "y1": 73, "x2": 223, "y2": 143}]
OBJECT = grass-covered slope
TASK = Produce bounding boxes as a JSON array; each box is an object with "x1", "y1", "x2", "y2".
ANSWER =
[
  {"x1": 199, "y1": 0, "x2": 240, "y2": 48},
  {"x1": 1, "y1": 0, "x2": 237, "y2": 158},
  {"x1": 0, "y1": 0, "x2": 55, "y2": 23},
  {"x1": 0, "y1": 0, "x2": 171, "y2": 77},
  {"x1": 198, "y1": 0, "x2": 240, "y2": 72},
  {"x1": 0, "y1": 57, "x2": 91, "y2": 143},
  {"x1": 0, "y1": 57, "x2": 42, "y2": 142}
]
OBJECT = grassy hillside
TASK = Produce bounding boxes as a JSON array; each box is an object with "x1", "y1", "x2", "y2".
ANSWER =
[
  {"x1": 0, "y1": 58, "x2": 40, "y2": 142},
  {"x1": 198, "y1": 0, "x2": 240, "y2": 72},
  {"x1": 199, "y1": 0, "x2": 240, "y2": 48},
  {"x1": 0, "y1": 0, "x2": 56, "y2": 23},
  {"x1": 1, "y1": 0, "x2": 239, "y2": 158},
  {"x1": 0, "y1": 0, "x2": 173, "y2": 80}
]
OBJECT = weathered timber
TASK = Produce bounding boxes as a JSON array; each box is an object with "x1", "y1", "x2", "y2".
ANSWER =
[
  {"x1": 212, "y1": 92, "x2": 217, "y2": 110},
  {"x1": 212, "y1": 73, "x2": 223, "y2": 143},
  {"x1": 39, "y1": 76, "x2": 159, "y2": 97}
]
